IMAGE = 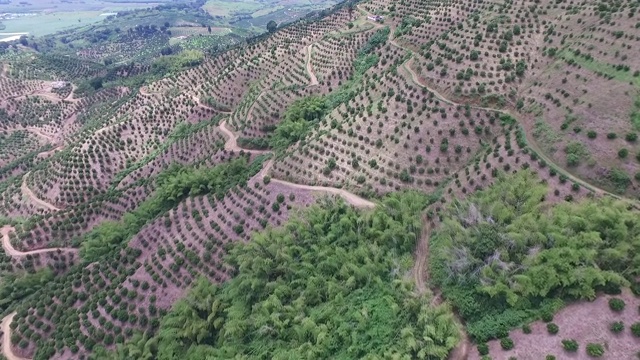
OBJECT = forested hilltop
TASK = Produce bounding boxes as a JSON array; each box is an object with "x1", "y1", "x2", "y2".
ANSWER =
[{"x1": 0, "y1": 0, "x2": 639, "y2": 359}]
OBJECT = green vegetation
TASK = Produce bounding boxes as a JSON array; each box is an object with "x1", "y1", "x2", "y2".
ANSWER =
[
  {"x1": 606, "y1": 168, "x2": 632, "y2": 193},
  {"x1": 103, "y1": 192, "x2": 461, "y2": 359},
  {"x1": 81, "y1": 156, "x2": 266, "y2": 263},
  {"x1": 562, "y1": 339, "x2": 579, "y2": 352},
  {"x1": 586, "y1": 343, "x2": 605, "y2": 357},
  {"x1": 608, "y1": 298, "x2": 625, "y2": 311},
  {"x1": 269, "y1": 96, "x2": 328, "y2": 151},
  {"x1": 500, "y1": 337, "x2": 514, "y2": 350},
  {"x1": 533, "y1": 119, "x2": 560, "y2": 152},
  {"x1": 324, "y1": 26, "x2": 390, "y2": 109},
  {"x1": 430, "y1": 170, "x2": 640, "y2": 342},
  {"x1": 0, "y1": 269, "x2": 54, "y2": 314},
  {"x1": 150, "y1": 50, "x2": 205, "y2": 76},
  {"x1": 269, "y1": 27, "x2": 390, "y2": 151},
  {"x1": 610, "y1": 321, "x2": 624, "y2": 333},
  {"x1": 564, "y1": 141, "x2": 589, "y2": 166}
]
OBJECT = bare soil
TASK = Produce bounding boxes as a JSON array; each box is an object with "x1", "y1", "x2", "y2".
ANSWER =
[{"x1": 469, "y1": 290, "x2": 640, "y2": 360}]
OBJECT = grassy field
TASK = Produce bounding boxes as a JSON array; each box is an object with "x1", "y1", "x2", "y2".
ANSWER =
[
  {"x1": 0, "y1": 0, "x2": 166, "y2": 37},
  {"x1": 168, "y1": 26, "x2": 231, "y2": 37},
  {"x1": 0, "y1": 12, "x2": 109, "y2": 36},
  {"x1": 202, "y1": 0, "x2": 263, "y2": 17}
]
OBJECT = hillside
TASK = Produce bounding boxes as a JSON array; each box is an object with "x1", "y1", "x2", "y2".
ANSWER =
[{"x1": 0, "y1": 0, "x2": 639, "y2": 359}]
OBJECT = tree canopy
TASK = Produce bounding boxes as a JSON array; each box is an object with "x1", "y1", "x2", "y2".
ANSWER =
[
  {"x1": 267, "y1": 20, "x2": 278, "y2": 33},
  {"x1": 100, "y1": 192, "x2": 461, "y2": 359},
  {"x1": 430, "y1": 170, "x2": 640, "y2": 342}
]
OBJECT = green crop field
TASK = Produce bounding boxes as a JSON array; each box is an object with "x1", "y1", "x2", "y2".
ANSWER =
[{"x1": 202, "y1": 0, "x2": 263, "y2": 17}]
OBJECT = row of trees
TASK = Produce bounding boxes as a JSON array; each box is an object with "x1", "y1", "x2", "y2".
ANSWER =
[
  {"x1": 80, "y1": 155, "x2": 266, "y2": 263},
  {"x1": 100, "y1": 192, "x2": 461, "y2": 359}
]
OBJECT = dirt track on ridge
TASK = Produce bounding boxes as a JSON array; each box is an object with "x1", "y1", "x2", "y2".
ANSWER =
[
  {"x1": 400, "y1": 55, "x2": 628, "y2": 206},
  {"x1": 1, "y1": 312, "x2": 29, "y2": 360},
  {"x1": 21, "y1": 172, "x2": 60, "y2": 211},
  {"x1": 305, "y1": 44, "x2": 319, "y2": 86},
  {"x1": 1, "y1": 225, "x2": 75, "y2": 257},
  {"x1": 218, "y1": 122, "x2": 374, "y2": 208}
]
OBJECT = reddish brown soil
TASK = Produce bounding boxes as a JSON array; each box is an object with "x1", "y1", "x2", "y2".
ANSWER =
[{"x1": 469, "y1": 291, "x2": 640, "y2": 360}]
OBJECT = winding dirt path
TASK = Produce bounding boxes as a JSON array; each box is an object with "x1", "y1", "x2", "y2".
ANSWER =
[
  {"x1": 24, "y1": 127, "x2": 56, "y2": 144},
  {"x1": 0, "y1": 63, "x2": 8, "y2": 78},
  {"x1": 271, "y1": 178, "x2": 375, "y2": 208},
  {"x1": 193, "y1": 95, "x2": 232, "y2": 114},
  {"x1": 138, "y1": 87, "x2": 157, "y2": 97},
  {"x1": 305, "y1": 44, "x2": 319, "y2": 86},
  {"x1": 218, "y1": 121, "x2": 374, "y2": 208},
  {"x1": 21, "y1": 172, "x2": 60, "y2": 211},
  {"x1": 36, "y1": 144, "x2": 65, "y2": 159},
  {"x1": 400, "y1": 55, "x2": 631, "y2": 207},
  {"x1": 219, "y1": 120, "x2": 270, "y2": 154},
  {"x1": 63, "y1": 84, "x2": 79, "y2": 102},
  {"x1": 1, "y1": 312, "x2": 29, "y2": 360},
  {"x1": 246, "y1": 91, "x2": 265, "y2": 123},
  {"x1": 416, "y1": 218, "x2": 470, "y2": 360},
  {"x1": 1, "y1": 226, "x2": 75, "y2": 257}
]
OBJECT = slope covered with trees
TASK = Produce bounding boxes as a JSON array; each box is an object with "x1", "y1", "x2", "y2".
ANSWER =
[
  {"x1": 101, "y1": 192, "x2": 460, "y2": 360},
  {"x1": 1, "y1": 0, "x2": 640, "y2": 358},
  {"x1": 430, "y1": 170, "x2": 640, "y2": 342}
]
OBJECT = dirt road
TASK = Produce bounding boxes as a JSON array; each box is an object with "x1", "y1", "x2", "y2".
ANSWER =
[
  {"x1": 1, "y1": 225, "x2": 75, "y2": 257},
  {"x1": 24, "y1": 127, "x2": 56, "y2": 144},
  {"x1": 400, "y1": 55, "x2": 629, "y2": 206},
  {"x1": 271, "y1": 178, "x2": 375, "y2": 208},
  {"x1": 305, "y1": 44, "x2": 319, "y2": 86},
  {"x1": 227, "y1": 127, "x2": 374, "y2": 208},
  {"x1": 21, "y1": 172, "x2": 60, "y2": 211},
  {"x1": 219, "y1": 120, "x2": 270, "y2": 154},
  {"x1": 1, "y1": 312, "x2": 29, "y2": 360}
]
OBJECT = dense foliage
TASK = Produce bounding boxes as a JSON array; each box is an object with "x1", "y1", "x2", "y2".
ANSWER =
[
  {"x1": 269, "y1": 96, "x2": 328, "y2": 151},
  {"x1": 150, "y1": 50, "x2": 205, "y2": 76},
  {"x1": 0, "y1": 269, "x2": 53, "y2": 314},
  {"x1": 101, "y1": 192, "x2": 461, "y2": 359},
  {"x1": 430, "y1": 170, "x2": 640, "y2": 342}
]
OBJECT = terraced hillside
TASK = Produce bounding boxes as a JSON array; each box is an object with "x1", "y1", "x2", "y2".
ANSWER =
[{"x1": 0, "y1": 0, "x2": 639, "y2": 359}]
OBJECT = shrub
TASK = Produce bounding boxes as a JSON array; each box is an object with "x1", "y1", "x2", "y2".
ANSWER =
[
  {"x1": 263, "y1": 176, "x2": 271, "y2": 185},
  {"x1": 610, "y1": 321, "x2": 624, "y2": 333},
  {"x1": 522, "y1": 324, "x2": 532, "y2": 334},
  {"x1": 546, "y1": 356, "x2": 556, "y2": 360},
  {"x1": 478, "y1": 343, "x2": 489, "y2": 356},
  {"x1": 562, "y1": 339, "x2": 578, "y2": 352},
  {"x1": 631, "y1": 322, "x2": 640, "y2": 337},
  {"x1": 547, "y1": 323, "x2": 559, "y2": 334},
  {"x1": 619, "y1": 148, "x2": 629, "y2": 158},
  {"x1": 626, "y1": 133, "x2": 638, "y2": 142},
  {"x1": 587, "y1": 130, "x2": 597, "y2": 139},
  {"x1": 586, "y1": 343, "x2": 605, "y2": 357},
  {"x1": 541, "y1": 312, "x2": 554, "y2": 322},
  {"x1": 500, "y1": 337, "x2": 514, "y2": 350},
  {"x1": 607, "y1": 132, "x2": 617, "y2": 139},
  {"x1": 609, "y1": 298, "x2": 626, "y2": 312}
]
